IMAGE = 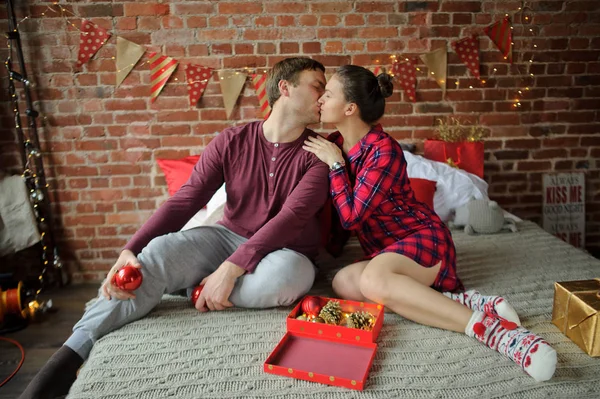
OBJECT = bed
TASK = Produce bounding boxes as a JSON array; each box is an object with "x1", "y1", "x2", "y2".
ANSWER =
[{"x1": 67, "y1": 219, "x2": 600, "y2": 399}]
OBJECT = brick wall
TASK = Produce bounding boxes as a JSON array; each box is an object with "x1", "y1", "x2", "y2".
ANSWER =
[{"x1": 0, "y1": 0, "x2": 598, "y2": 282}]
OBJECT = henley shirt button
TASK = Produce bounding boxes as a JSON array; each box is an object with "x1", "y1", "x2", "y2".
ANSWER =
[
  {"x1": 271, "y1": 157, "x2": 276, "y2": 161},
  {"x1": 274, "y1": 143, "x2": 279, "y2": 147},
  {"x1": 269, "y1": 173, "x2": 274, "y2": 177}
]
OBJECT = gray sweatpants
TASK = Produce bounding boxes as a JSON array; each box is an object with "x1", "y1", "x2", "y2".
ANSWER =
[{"x1": 65, "y1": 225, "x2": 316, "y2": 360}]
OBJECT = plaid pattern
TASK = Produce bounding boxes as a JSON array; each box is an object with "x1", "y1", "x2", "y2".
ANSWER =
[{"x1": 328, "y1": 124, "x2": 463, "y2": 292}]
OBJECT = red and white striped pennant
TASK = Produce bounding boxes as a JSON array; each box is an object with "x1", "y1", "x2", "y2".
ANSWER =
[
  {"x1": 184, "y1": 64, "x2": 213, "y2": 107},
  {"x1": 148, "y1": 52, "x2": 178, "y2": 103},
  {"x1": 251, "y1": 74, "x2": 271, "y2": 119},
  {"x1": 485, "y1": 16, "x2": 513, "y2": 63}
]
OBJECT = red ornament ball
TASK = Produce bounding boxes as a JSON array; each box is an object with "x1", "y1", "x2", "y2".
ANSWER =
[
  {"x1": 113, "y1": 265, "x2": 143, "y2": 291},
  {"x1": 191, "y1": 285, "x2": 204, "y2": 305},
  {"x1": 301, "y1": 296, "x2": 322, "y2": 317}
]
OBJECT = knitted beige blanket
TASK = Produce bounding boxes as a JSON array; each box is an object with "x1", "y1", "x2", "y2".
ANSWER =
[{"x1": 68, "y1": 221, "x2": 600, "y2": 399}]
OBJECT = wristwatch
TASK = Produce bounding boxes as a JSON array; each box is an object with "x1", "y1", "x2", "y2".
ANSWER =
[{"x1": 330, "y1": 161, "x2": 345, "y2": 171}]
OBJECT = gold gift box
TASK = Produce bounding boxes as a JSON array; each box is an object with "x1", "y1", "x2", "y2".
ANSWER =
[{"x1": 552, "y1": 279, "x2": 600, "y2": 357}]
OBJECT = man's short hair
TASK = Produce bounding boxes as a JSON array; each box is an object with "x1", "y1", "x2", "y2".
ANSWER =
[{"x1": 266, "y1": 57, "x2": 325, "y2": 107}]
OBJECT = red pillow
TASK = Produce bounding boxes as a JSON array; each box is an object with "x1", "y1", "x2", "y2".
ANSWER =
[
  {"x1": 156, "y1": 155, "x2": 201, "y2": 196},
  {"x1": 410, "y1": 178, "x2": 436, "y2": 209}
]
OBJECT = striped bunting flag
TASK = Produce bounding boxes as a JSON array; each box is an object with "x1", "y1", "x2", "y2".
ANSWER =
[
  {"x1": 148, "y1": 52, "x2": 178, "y2": 103},
  {"x1": 484, "y1": 16, "x2": 513, "y2": 63},
  {"x1": 251, "y1": 74, "x2": 271, "y2": 119}
]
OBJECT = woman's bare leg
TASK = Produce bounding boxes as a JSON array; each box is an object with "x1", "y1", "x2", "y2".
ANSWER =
[
  {"x1": 331, "y1": 260, "x2": 369, "y2": 301},
  {"x1": 355, "y1": 252, "x2": 556, "y2": 381},
  {"x1": 358, "y1": 252, "x2": 471, "y2": 332}
]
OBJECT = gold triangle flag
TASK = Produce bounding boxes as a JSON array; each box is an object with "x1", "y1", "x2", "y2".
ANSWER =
[
  {"x1": 218, "y1": 70, "x2": 248, "y2": 119},
  {"x1": 420, "y1": 47, "x2": 447, "y2": 97},
  {"x1": 116, "y1": 37, "x2": 145, "y2": 87}
]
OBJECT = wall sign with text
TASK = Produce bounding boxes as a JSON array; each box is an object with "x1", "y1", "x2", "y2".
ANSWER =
[{"x1": 543, "y1": 173, "x2": 585, "y2": 248}]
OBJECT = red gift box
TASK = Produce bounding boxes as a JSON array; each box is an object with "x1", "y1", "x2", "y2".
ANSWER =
[
  {"x1": 264, "y1": 296, "x2": 384, "y2": 390},
  {"x1": 423, "y1": 139, "x2": 484, "y2": 178}
]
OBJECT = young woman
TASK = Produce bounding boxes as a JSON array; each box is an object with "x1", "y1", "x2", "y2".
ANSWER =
[{"x1": 303, "y1": 65, "x2": 556, "y2": 382}]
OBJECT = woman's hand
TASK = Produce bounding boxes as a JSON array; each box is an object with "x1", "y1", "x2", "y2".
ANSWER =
[{"x1": 303, "y1": 135, "x2": 344, "y2": 168}]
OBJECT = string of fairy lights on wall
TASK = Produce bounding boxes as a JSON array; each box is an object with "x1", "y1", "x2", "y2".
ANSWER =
[{"x1": 13, "y1": 1, "x2": 540, "y2": 95}]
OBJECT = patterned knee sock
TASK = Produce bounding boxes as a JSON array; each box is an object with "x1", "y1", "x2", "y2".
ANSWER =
[
  {"x1": 444, "y1": 289, "x2": 521, "y2": 325},
  {"x1": 466, "y1": 311, "x2": 556, "y2": 382}
]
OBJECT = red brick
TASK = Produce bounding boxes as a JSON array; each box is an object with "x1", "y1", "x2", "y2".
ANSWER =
[
  {"x1": 173, "y1": 3, "x2": 215, "y2": 15},
  {"x1": 265, "y1": 2, "x2": 306, "y2": 13},
  {"x1": 116, "y1": 17, "x2": 137, "y2": 30},
  {"x1": 324, "y1": 41, "x2": 343, "y2": 53},
  {"x1": 345, "y1": 41, "x2": 364, "y2": 52},
  {"x1": 235, "y1": 44, "x2": 254, "y2": 54},
  {"x1": 280, "y1": 42, "x2": 299, "y2": 54},
  {"x1": 480, "y1": 114, "x2": 520, "y2": 125},
  {"x1": 299, "y1": 15, "x2": 318, "y2": 26},
  {"x1": 198, "y1": 29, "x2": 238, "y2": 41},
  {"x1": 257, "y1": 43, "x2": 276, "y2": 54},
  {"x1": 243, "y1": 29, "x2": 281, "y2": 40},
  {"x1": 356, "y1": 1, "x2": 394, "y2": 12},
  {"x1": 494, "y1": 150, "x2": 529, "y2": 160},
  {"x1": 517, "y1": 161, "x2": 552, "y2": 172},
  {"x1": 302, "y1": 42, "x2": 321, "y2": 54},
  {"x1": 124, "y1": 3, "x2": 170, "y2": 16},
  {"x1": 209, "y1": 16, "x2": 228, "y2": 27},
  {"x1": 187, "y1": 16, "x2": 207, "y2": 28},
  {"x1": 321, "y1": 15, "x2": 341, "y2": 26},
  {"x1": 368, "y1": 15, "x2": 387, "y2": 25},
  {"x1": 277, "y1": 16, "x2": 296, "y2": 27},
  {"x1": 212, "y1": 44, "x2": 233, "y2": 55},
  {"x1": 223, "y1": 55, "x2": 266, "y2": 68},
  {"x1": 310, "y1": 2, "x2": 353, "y2": 13},
  {"x1": 255, "y1": 16, "x2": 274, "y2": 27},
  {"x1": 532, "y1": 149, "x2": 568, "y2": 159},
  {"x1": 219, "y1": 2, "x2": 262, "y2": 14},
  {"x1": 452, "y1": 13, "x2": 473, "y2": 24},
  {"x1": 345, "y1": 15, "x2": 365, "y2": 26},
  {"x1": 431, "y1": 13, "x2": 450, "y2": 25},
  {"x1": 105, "y1": 99, "x2": 147, "y2": 111}
]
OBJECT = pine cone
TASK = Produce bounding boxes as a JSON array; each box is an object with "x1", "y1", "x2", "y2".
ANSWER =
[
  {"x1": 319, "y1": 300, "x2": 342, "y2": 325},
  {"x1": 346, "y1": 311, "x2": 374, "y2": 330}
]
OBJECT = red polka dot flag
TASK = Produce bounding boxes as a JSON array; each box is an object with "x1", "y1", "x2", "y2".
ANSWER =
[
  {"x1": 184, "y1": 65, "x2": 213, "y2": 107},
  {"x1": 76, "y1": 19, "x2": 110, "y2": 68},
  {"x1": 392, "y1": 58, "x2": 417, "y2": 102},
  {"x1": 451, "y1": 36, "x2": 481, "y2": 79}
]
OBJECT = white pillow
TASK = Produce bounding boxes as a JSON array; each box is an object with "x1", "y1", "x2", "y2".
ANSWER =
[
  {"x1": 181, "y1": 184, "x2": 227, "y2": 231},
  {"x1": 403, "y1": 151, "x2": 488, "y2": 222}
]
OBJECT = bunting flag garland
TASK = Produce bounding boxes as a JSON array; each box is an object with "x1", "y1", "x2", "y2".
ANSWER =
[
  {"x1": 451, "y1": 36, "x2": 481, "y2": 79},
  {"x1": 76, "y1": 19, "x2": 110, "y2": 68},
  {"x1": 184, "y1": 64, "x2": 213, "y2": 107},
  {"x1": 485, "y1": 16, "x2": 513, "y2": 63},
  {"x1": 218, "y1": 70, "x2": 248, "y2": 119},
  {"x1": 251, "y1": 74, "x2": 271, "y2": 119},
  {"x1": 420, "y1": 47, "x2": 448, "y2": 97},
  {"x1": 392, "y1": 58, "x2": 417, "y2": 102},
  {"x1": 148, "y1": 52, "x2": 178, "y2": 103},
  {"x1": 115, "y1": 37, "x2": 145, "y2": 87}
]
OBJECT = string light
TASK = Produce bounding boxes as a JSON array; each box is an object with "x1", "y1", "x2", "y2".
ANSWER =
[{"x1": 6, "y1": 3, "x2": 64, "y2": 296}]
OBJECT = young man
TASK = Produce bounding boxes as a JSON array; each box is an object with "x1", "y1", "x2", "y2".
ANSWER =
[{"x1": 20, "y1": 57, "x2": 329, "y2": 399}]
